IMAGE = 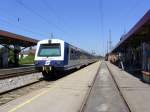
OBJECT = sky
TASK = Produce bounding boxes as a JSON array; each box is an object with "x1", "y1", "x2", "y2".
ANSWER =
[{"x1": 0, "y1": 0, "x2": 150, "y2": 56}]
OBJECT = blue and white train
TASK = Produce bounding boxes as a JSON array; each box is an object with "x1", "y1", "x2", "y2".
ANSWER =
[{"x1": 34, "y1": 39, "x2": 98, "y2": 78}]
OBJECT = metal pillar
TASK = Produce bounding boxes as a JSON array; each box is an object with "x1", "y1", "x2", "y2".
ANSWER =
[
  {"x1": 1, "y1": 46, "x2": 8, "y2": 67},
  {"x1": 0, "y1": 49, "x2": 2, "y2": 68},
  {"x1": 14, "y1": 45, "x2": 20, "y2": 67},
  {"x1": 142, "y1": 42, "x2": 149, "y2": 71}
]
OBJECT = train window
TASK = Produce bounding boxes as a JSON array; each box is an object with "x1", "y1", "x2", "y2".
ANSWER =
[
  {"x1": 71, "y1": 49, "x2": 74, "y2": 54},
  {"x1": 38, "y1": 44, "x2": 61, "y2": 57},
  {"x1": 70, "y1": 49, "x2": 74, "y2": 60},
  {"x1": 70, "y1": 48, "x2": 77, "y2": 60}
]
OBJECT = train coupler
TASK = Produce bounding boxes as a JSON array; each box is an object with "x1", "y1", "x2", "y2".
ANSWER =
[{"x1": 42, "y1": 66, "x2": 52, "y2": 73}]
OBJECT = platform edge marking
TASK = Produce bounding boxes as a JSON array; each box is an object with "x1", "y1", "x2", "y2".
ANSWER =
[{"x1": 8, "y1": 87, "x2": 55, "y2": 112}]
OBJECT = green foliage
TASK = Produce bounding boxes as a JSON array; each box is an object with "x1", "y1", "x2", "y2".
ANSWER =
[
  {"x1": 8, "y1": 49, "x2": 15, "y2": 64},
  {"x1": 19, "y1": 48, "x2": 35, "y2": 64},
  {"x1": 19, "y1": 54, "x2": 35, "y2": 64}
]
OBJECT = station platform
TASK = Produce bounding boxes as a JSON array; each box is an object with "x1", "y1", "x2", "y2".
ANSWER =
[
  {"x1": 0, "y1": 61, "x2": 150, "y2": 112},
  {"x1": 107, "y1": 62, "x2": 150, "y2": 112},
  {"x1": 0, "y1": 62, "x2": 100, "y2": 112}
]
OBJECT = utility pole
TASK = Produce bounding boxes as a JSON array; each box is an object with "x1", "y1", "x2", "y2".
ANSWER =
[
  {"x1": 106, "y1": 40, "x2": 108, "y2": 54},
  {"x1": 17, "y1": 17, "x2": 20, "y2": 22},
  {"x1": 51, "y1": 33, "x2": 54, "y2": 39},
  {"x1": 124, "y1": 27, "x2": 126, "y2": 35},
  {"x1": 109, "y1": 29, "x2": 112, "y2": 52}
]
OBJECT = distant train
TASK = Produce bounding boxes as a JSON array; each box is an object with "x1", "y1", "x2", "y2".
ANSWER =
[{"x1": 34, "y1": 39, "x2": 98, "y2": 78}]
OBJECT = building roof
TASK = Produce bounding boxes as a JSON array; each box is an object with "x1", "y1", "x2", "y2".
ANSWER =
[
  {"x1": 111, "y1": 10, "x2": 150, "y2": 52},
  {"x1": 21, "y1": 49, "x2": 36, "y2": 55},
  {"x1": 0, "y1": 29, "x2": 39, "y2": 47}
]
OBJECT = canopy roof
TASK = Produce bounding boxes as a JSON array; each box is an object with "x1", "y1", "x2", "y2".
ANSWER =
[
  {"x1": 0, "y1": 29, "x2": 39, "y2": 47},
  {"x1": 112, "y1": 10, "x2": 150, "y2": 52}
]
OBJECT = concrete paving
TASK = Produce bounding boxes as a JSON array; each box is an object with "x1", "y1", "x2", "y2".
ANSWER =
[
  {"x1": 107, "y1": 62, "x2": 150, "y2": 112},
  {"x1": 83, "y1": 62, "x2": 129, "y2": 112},
  {"x1": 0, "y1": 62, "x2": 100, "y2": 112}
]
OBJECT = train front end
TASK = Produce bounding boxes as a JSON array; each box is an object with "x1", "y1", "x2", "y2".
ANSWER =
[{"x1": 34, "y1": 39, "x2": 65, "y2": 75}]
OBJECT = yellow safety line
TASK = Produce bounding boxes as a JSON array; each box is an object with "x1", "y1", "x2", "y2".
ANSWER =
[
  {"x1": 8, "y1": 88, "x2": 53, "y2": 112},
  {"x1": 8, "y1": 62, "x2": 99, "y2": 112},
  {"x1": 8, "y1": 75, "x2": 69, "y2": 112}
]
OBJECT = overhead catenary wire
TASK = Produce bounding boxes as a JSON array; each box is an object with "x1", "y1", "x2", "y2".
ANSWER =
[
  {"x1": 15, "y1": 0, "x2": 67, "y2": 34},
  {"x1": 109, "y1": 29, "x2": 112, "y2": 52},
  {"x1": 125, "y1": 0, "x2": 142, "y2": 18},
  {"x1": 0, "y1": 17, "x2": 47, "y2": 38},
  {"x1": 0, "y1": 7, "x2": 49, "y2": 38},
  {"x1": 40, "y1": 0, "x2": 65, "y2": 26},
  {"x1": 98, "y1": 0, "x2": 105, "y2": 56},
  {"x1": 120, "y1": 0, "x2": 143, "y2": 35}
]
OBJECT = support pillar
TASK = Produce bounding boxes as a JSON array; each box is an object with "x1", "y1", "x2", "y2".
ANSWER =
[
  {"x1": 14, "y1": 46, "x2": 20, "y2": 67},
  {"x1": 142, "y1": 42, "x2": 149, "y2": 71},
  {"x1": 1, "y1": 46, "x2": 8, "y2": 67},
  {"x1": 0, "y1": 48, "x2": 2, "y2": 68}
]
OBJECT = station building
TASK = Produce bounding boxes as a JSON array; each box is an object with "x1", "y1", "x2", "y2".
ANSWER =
[
  {"x1": 110, "y1": 10, "x2": 150, "y2": 75},
  {"x1": 0, "y1": 29, "x2": 38, "y2": 68}
]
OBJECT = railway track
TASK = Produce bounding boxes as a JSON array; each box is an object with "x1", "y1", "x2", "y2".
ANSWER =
[
  {"x1": 0, "y1": 66, "x2": 39, "y2": 80},
  {"x1": 0, "y1": 62, "x2": 130, "y2": 112},
  {"x1": 0, "y1": 66, "x2": 78, "y2": 106},
  {"x1": 80, "y1": 62, "x2": 131, "y2": 112},
  {"x1": 106, "y1": 62, "x2": 131, "y2": 112},
  {"x1": 0, "y1": 66, "x2": 42, "y2": 96},
  {"x1": 79, "y1": 62, "x2": 102, "y2": 112},
  {"x1": 0, "y1": 80, "x2": 53, "y2": 106}
]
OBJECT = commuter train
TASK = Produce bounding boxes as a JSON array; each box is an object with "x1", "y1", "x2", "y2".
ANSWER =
[{"x1": 34, "y1": 39, "x2": 98, "y2": 78}]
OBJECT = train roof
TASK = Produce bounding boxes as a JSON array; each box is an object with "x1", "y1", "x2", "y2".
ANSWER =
[
  {"x1": 38, "y1": 39, "x2": 94, "y2": 56},
  {"x1": 38, "y1": 39, "x2": 64, "y2": 44},
  {"x1": 68, "y1": 44, "x2": 92, "y2": 55}
]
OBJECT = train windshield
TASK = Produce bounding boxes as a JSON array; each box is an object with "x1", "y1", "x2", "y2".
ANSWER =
[{"x1": 38, "y1": 44, "x2": 61, "y2": 57}]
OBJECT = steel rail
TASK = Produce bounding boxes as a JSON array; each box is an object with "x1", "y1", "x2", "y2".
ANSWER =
[
  {"x1": 79, "y1": 62, "x2": 102, "y2": 112},
  {"x1": 105, "y1": 62, "x2": 131, "y2": 112},
  {"x1": 0, "y1": 66, "x2": 39, "y2": 80}
]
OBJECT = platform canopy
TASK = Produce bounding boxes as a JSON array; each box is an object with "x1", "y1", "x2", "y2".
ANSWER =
[
  {"x1": 0, "y1": 29, "x2": 39, "y2": 47},
  {"x1": 112, "y1": 10, "x2": 150, "y2": 52}
]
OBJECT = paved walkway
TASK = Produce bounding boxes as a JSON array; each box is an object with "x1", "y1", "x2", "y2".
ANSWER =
[
  {"x1": 107, "y1": 62, "x2": 150, "y2": 112},
  {"x1": 0, "y1": 62, "x2": 100, "y2": 112},
  {"x1": 1, "y1": 61, "x2": 149, "y2": 112}
]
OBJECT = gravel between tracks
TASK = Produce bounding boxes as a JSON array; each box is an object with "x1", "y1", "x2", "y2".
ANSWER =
[{"x1": 0, "y1": 80, "x2": 53, "y2": 106}]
